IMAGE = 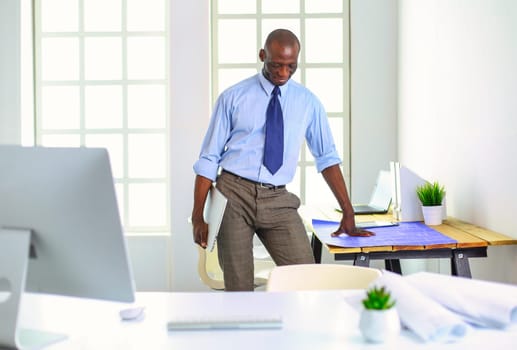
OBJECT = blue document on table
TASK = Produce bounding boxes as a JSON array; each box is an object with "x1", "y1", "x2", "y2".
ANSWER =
[{"x1": 312, "y1": 219, "x2": 457, "y2": 248}]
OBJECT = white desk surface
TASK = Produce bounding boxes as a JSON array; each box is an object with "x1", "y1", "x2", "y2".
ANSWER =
[{"x1": 20, "y1": 290, "x2": 517, "y2": 350}]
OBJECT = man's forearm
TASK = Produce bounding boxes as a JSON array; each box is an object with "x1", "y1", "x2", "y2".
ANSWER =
[
  {"x1": 321, "y1": 164, "x2": 354, "y2": 215},
  {"x1": 192, "y1": 175, "x2": 213, "y2": 222}
]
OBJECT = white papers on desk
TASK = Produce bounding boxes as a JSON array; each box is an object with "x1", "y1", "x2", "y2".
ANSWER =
[
  {"x1": 204, "y1": 185, "x2": 227, "y2": 252},
  {"x1": 372, "y1": 271, "x2": 469, "y2": 342},
  {"x1": 371, "y1": 271, "x2": 517, "y2": 342},
  {"x1": 404, "y1": 272, "x2": 517, "y2": 328}
]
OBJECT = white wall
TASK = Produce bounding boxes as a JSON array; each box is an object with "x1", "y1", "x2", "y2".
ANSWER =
[
  {"x1": 0, "y1": 0, "x2": 21, "y2": 144},
  {"x1": 350, "y1": 0, "x2": 398, "y2": 202},
  {"x1": 398, "y1": 0, "x2": 517, "y2": 283},
  {"x1": 168, "y1": 1, "x2": 212, "y2": 291}
]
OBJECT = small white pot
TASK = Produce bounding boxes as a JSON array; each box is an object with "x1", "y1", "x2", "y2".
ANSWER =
[
  {"x1": 421, "y1": 205, "x2": 443, "y2": 225},
  {"x1": 359, "y1": 308, "x2": 401, "y2": 343}
]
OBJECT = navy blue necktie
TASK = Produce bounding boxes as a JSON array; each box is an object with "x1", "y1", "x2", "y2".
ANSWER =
[{"x1": 263, "y1": 86, "x2": 284, "y2": 175}]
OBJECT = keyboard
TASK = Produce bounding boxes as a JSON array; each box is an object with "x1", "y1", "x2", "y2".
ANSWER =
[{"x1": 167, "y1": 314, "x2": 283, "y2": 330}]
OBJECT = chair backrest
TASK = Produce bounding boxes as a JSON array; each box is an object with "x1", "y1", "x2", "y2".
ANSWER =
[
  {"x1": 197, "y1": 245, "x2": 225, "y2": 290},
  {"x1": 265, "y1": 264, "x2": 381, "y2": 292}
]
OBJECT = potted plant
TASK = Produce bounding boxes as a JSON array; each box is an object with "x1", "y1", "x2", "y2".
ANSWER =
[
  {"x1": 416, "y1": 181, "x2": 446, "y2": 225},
  {"x1": 359, "y1": 285, "x2": 400, "y2": 343}
]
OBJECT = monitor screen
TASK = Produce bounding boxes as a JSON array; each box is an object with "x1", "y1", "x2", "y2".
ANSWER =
[{"x1": 0, "y1": 145, "x2": 135, "y2": 349}]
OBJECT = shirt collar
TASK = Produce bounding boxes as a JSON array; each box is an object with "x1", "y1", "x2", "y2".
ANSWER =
[{"x1": 258, "y1": 73, "x2": 288, "y2": 97}]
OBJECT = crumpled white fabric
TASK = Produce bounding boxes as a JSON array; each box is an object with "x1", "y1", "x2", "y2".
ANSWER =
[
  {"x1": 404, "y1": 271, "x2": 517, "y2": 328},
  {"x1": 371, "y1": 271, "x2": 470, "y2": 342}
]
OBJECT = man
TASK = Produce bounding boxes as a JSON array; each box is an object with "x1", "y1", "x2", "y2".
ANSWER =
[{"x1": 192, "y1": 29, "x2": 373, "y2": 291}]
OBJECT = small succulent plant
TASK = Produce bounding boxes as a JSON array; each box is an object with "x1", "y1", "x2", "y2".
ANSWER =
[
  {"x1": 362, "y1": 286, "x2": 396, "y2": 310},
  {"x1": 416, "y1": 181, "x2": 445, "y2": 207}
]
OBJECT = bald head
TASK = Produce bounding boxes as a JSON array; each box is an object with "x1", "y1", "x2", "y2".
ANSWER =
[{"x1": 264, "y1": 29, "x2": 300, "y2": 52}]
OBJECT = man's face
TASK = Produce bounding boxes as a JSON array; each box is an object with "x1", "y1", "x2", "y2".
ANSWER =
[{"x1": 260, "y1": 41, "x2": 299, "y2": 86}]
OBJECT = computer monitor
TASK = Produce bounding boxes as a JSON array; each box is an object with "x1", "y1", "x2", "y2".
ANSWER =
[{"x1": 0, "y1": 145, "x2": 135, "y2": 349}]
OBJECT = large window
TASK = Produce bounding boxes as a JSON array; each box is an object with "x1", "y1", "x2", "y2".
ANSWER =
[
  {"x1": 33, "y1": 0, "x2": 170, "y2": 234},
  {"x1": 211, "y1": 0, "x2": 350, "y2": 206}
]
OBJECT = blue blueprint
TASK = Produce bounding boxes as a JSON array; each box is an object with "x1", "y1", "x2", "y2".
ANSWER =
[{"x1": 312, "y1": 219, "x2": 457, "y2": 248}]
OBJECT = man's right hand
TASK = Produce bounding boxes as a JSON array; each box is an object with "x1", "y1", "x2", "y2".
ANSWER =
[
  {"x1": 191, "y1": 175, "x2": 214, "y2": 249},
  {"x1": 192, "y1": 216, "x2": 209, "y2": 248}
]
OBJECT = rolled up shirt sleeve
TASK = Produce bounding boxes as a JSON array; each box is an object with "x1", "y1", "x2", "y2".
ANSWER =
[
  {"x1": 193, "y1": 95, "x2": 231, "y2": 181},
  {"x1": 305, "y1": 98, "x2": 342, "y2": 172}
]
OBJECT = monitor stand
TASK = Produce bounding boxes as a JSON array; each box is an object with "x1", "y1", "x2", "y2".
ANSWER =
[{"x1": 0, "y1": 228, "x2": 66, "y2": 350}]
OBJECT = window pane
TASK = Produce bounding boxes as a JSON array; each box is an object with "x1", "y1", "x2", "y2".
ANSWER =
[
  {"x1": 128, "y1": 85, "x2": 166, "y2": 128},
  {"x1": 128, "y1": 183, "x2": 167, "y2": 227},
  {"x1": 41, "y1": 38, "x2": 79, "y2": 81},
  {"x1": 41, "y1": 86, "x2": 80, "y2": 129},
  {"x1": 261, "y1": 19, "x2": 301, "y2": 45},
  {"x1": 305, "y1": 18, "x2": 343, "y2": 63},
  {"x1": 217, "y1": 68, "x2": 257, "y2": 95},
  {"x1": 128, "y1": 134, "x2": 166, "y2": 178},
  {"x1": 84, "y1": 0, "x2": 122, "y2": 32},
  {"x1": 84, "y1": 37, "x2": 122, "y2": 80},
  {"x1": 305, "y1": 0, "x2": 343, "y2": 13},
  {"x1": 218, "y1": 19, "x2": 257, "y2": 64},
  {"x1": 127, "y1": 0, "x2": 166, "y2": 31},
  {"x1": 306, "y1": 166, "x2": 337, "y2": 206},
  {"x1": 127, "y1": 37, "x2": 166, "y2": 80},
  {"x1": 85, "y1": 86, "x2": 123, "y2": 129},
  {"x1": 40, "y1": 134, "x2": 81, "y2": 147},
  {"x1": 218, "y1": 0, "x2": 256, "y2": 14},
  {"x1": 305, "y1": 68, "x2": 343, "y2": 113},
  {"x1": 262, "y1": 0, "x2": 299, "y2": 14},
  {"x1": 85, "y1": 134, "x2": 124, "y2": 179},
  {"x1": 41, "y1": 0, "x2": 78, "y2": 32}
]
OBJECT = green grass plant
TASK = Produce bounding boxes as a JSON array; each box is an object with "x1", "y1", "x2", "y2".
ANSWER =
[{"x1": 416, "y1": 181, "x2": 445, "y2": 206}]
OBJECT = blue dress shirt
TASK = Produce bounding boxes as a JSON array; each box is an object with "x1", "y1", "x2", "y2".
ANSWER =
[{"x1": 193, "y1": 73, "x2": 341, "y2": 186}]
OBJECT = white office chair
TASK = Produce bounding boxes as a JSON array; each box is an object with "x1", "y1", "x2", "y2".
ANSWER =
[
  {"x1": 266, "y1": 263, "x2": 382, "y2": 292},
  {"x1": 197, "y1": 241, "x2": 276, "y2": 291}
]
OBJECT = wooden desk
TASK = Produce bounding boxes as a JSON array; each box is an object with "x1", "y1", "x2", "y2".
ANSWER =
[{"x1": 310, "y1": 213, "x2": 517, "y2": 278}]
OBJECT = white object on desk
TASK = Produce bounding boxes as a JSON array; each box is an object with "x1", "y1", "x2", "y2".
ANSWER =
[
  {"x1": 18, "y1": 291, "x2": 517, "y2": 350},
  {"x1": 373, "y1": 270, "x2": 469, "y2": 342},
  {"x1": 390, "y1": 162, "x2": 426, "y2": 221},
  {"x1": 167, "y1": 314, "x2": 282, "y2": 330},
  {"x1": 405, "y1": 272, "x2": 517, "y2": 328},
  {"x1": 119, "y1": 307, "x2": 145, "y2": 321},
  {"x1": 356, "y1": 221, "x2": 399, "y2": 229}
]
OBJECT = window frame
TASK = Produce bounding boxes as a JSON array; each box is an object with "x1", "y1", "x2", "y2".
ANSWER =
[{"x1": 32, "y1": 0, "x2": 171, "y2": 235}]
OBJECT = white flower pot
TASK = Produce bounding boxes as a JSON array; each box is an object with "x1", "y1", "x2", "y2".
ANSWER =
[
  {"x1": 421, "y1": 205, "x2": 443, "y2": 225},
  {"x1": 359, "y1": 308, "x2": 401, "y2": 343}
]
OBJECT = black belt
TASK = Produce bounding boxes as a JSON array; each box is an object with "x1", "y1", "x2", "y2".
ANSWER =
[{"x1": 222, "y1": 170, "x2": 286, "y2": 190}]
